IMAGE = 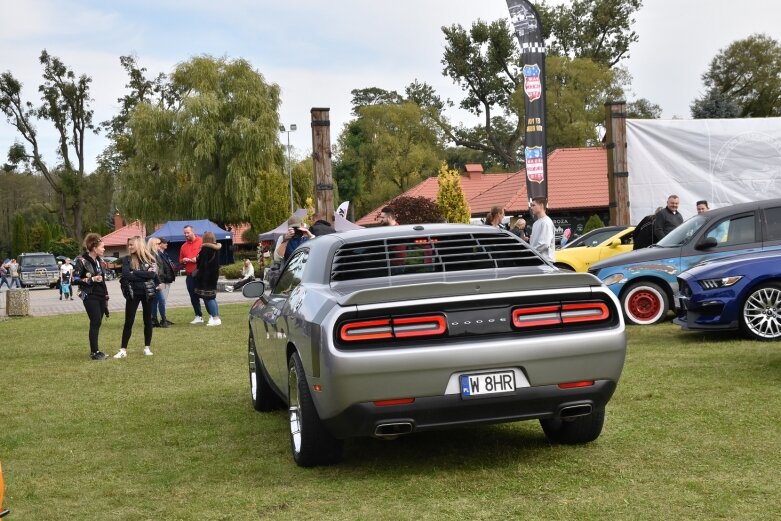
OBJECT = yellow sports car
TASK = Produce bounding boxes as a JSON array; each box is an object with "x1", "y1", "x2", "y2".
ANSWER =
[{"x1": 555, "y1": 226, "x2": 635, "y2": 272}]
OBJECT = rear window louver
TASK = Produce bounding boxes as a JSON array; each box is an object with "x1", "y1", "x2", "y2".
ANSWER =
[{"x1": 331, "y1": 233, "x2": 544, "y2": 281}]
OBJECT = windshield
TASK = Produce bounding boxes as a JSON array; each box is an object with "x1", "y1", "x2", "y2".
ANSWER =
[
  {"x1": 20, "y1": 255, "x2": 57, "y2": 267},
  {"x1": 565, "y1": 228, "x2": 623, "y2": 249},
  {"x1": 656, "y1": 215, "x2": 707, "y2": 247}
]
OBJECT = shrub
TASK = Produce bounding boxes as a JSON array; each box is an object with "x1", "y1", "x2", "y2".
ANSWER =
[
  {"x1": 219, "y1": 260, "x2": 259, "y2": 279},
  {"x1": 389, "y1": 195, "x2": 442, "y2": 225},
  {"x1": 583, "y1": 214, "x2": 605, "y2": 234}
]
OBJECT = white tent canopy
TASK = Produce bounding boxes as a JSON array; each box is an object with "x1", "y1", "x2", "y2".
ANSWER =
[
  {"x1": 258, "y1": 209, "x2": 363, "y2": 241},
  {"x1": 626, "y1": 117, "x2": 781, "y2": 223}
]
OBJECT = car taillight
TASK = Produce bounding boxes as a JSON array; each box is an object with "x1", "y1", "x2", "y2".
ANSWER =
[
  {"x1": 339, "y1": 315, "x2": 447, "y2": 343},
  {"x1": 558, "y1": 380, "x2": 595, "y2": 389},
  {"x1": 512, "y1": 302, "x2": 610, "y2": 328}
]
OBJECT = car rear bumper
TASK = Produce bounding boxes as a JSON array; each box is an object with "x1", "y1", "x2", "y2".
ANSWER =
[{"x1": 322, "y1": 379, "x2": 617, "y2": 439}]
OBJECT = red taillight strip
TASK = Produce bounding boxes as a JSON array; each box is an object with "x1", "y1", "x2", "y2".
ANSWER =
[
  {"x1": 393, "y1": 315, "x2": 447, "y2": 338},
  {"x1": 339, "y1": 315, "x2": 447, "y2": 342},
  {"x1": 512, "y1": 302, "x2": 611, "y2": 328},
  {"x1": 561, "y1": 302, "x2": 609, "y2": 323},
  {"x1": 512, "y1": 305, "x2": 561, "y2": 328},
  {"x1": 558, "y1": 380, "x2": 595, "y2": 389},
  {"x1": 339, "y1": 319, "x2": 393, "y2": 342}
]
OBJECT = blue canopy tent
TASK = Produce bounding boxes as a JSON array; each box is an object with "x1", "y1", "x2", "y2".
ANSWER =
[{"x1": 147, "y1": 220, "x2": 235, "y2": 265}]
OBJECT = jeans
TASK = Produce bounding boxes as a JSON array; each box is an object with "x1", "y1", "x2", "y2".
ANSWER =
[
  {"x1": 203, "y1": 297, "x2": 219, "y2": 318},
  {"x1": 154, "y1": 283, "x2": 171, "y2": 321},
  {"x1": 0, "y1": 276, "x2": 9, "y2": 288},
  {"x1": 10, "y1": 276, "x2": 21, "y2": 288},
  {"x1": 185, "y1": 275, "x2": 202, "y2": 317}
]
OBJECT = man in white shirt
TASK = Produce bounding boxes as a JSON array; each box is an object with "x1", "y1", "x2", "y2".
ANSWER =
[{"x1": 529, "y1": 197, "x2": 555, "y2": 263}]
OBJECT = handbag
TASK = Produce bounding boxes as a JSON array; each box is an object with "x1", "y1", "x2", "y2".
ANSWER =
[{"x1": 120, "y1": 278, "x2": 134, "y2": 300}]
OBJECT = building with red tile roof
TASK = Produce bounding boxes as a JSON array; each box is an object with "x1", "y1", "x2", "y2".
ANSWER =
[
  {"x1": 356, "y1": 147, "x2": 609, "y2": 228},
  {"x1": 101, "y1": 220, "x2": 146, "y2": 258}
]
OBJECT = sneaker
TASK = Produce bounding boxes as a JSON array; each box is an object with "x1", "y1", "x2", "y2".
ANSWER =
[
  {"x1": 207, "y1": 317, "x2": 222, "y2": 327},
  {"x1": 91, "y1": 351, "x2": 109, "y2": 360},
  {"x1": 190, "y1": 316, "x2": 204, "y2": 324},
  {"x1": 159, "y1": 321, "x2": 170, "y2": 328},
  {"x1": 151, "y1": 320, "x2": 161, "y2": 328},
  {"x1": 162, "y1": 319, "x2": 174, "y2": 326},
  {"x1": 143, "y1": 347, "x2": 153, "y2": 356},
  {"x1": 113, "y1": 349, "x2": 127, "y2": 359},
  {"x1": 225, "y1": 286, "x2": 234, "y2": 292}
]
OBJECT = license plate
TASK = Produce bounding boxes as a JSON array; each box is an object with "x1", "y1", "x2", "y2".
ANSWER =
[{"x1": 460, "y1": 371, "x2": 516, "y2": 399}]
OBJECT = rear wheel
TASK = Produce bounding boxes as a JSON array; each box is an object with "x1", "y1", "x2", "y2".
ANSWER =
[
  {"x1": 288, "y1": 352, "x2": 343, "y2": 467},
  {"x1": 622, "y1": 282, "x2": 668, "y2": 325},
  {"x1": 540, "y1": 409, "x2": 605, "y2": 444},
  {"x1": 740, "y1": 282, "x2": 781, "y2": 341},
  {"x1": 248, "y1": 333, "x2": 283, "y2": 411}
]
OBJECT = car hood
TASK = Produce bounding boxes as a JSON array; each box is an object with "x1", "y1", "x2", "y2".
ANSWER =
[
  {"x1": 590, "y1": 245, "x2": 680, "y2": 272},
  {"x1": 681, "y1": 249, "x2": 781, "y2": 279}
]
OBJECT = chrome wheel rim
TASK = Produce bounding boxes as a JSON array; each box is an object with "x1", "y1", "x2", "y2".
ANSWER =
[
  {"x1": 289, "y1": 365, "x2": 302, "y2": 453},
  {"x1": 744, "y1": 287, "x2": 781, "y2": 339}
]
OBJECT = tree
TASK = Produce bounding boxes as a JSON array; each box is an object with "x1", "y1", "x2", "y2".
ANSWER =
[
  {"x1": 698, "y1": 34, "x2": 781, "y2": 117},
  {"x1": 116, "y1": 55, "x2": 283, "y2": 225},
  {"x1": 690, "y1": 88, "x2": 740, "y2": 119},
  {"x1": 0, "y1": 51, "x2": 96, "y2": 240},
  {"x1": 537, "y1": 0, "x2": 643, "y2": 67},
  {"x1": 627, "y1": 98, "x2": 662, "y2": 119},
  {"x1": 583, "y1": 214, "x2": 605, "y2": 234},
  {"x1": 334, "y1": 98, "x2": 442, "y2": 218},
  {"x1": 247, "y1": 172, "x2": 289, "y2": 235},
  {"x1": 388, "y1": 195, "x2": 442, "y2": 225},
  {"x1": 11, "y1": 213, "x2": 29, "y2": 256},
  {"x1": 349, "y1": 87, "x2": 404, "y2": 115},
  {"x1": 436, "y1": 163, "x2": 470, "y2": 224},
  {"x1": 432, "y1": 18, "x2": 638, "y2": 169}
]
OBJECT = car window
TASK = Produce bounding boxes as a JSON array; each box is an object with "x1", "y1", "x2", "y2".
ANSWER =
[
  {"x1": 566, "y1": 228, "x2": 620, "y2": 248},
  {"x1": 657, "y1": 215, "x2": 707, "y2": 247},
  {"x1": 763, "y1": 206, "x2": 781, "y2": 241},
  {"x1": 273, "y1": 251, "x2": 308, "y2": 295},
  {"x1": 620, "y1": 230, "x2": 634, "y2": 245},
  {"x1": 705, "y1": 214, "x2": 755, "y2": 247}
]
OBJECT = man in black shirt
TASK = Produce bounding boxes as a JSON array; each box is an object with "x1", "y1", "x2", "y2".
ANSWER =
[{"x1": 653, "y1": 195, "x2": 684, "y2": 241}]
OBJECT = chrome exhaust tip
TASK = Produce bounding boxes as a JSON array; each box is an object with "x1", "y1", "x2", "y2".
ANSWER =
[
  {"x1": 374, "y1": 422, "x2": 414, "y2": 438},
  {"x1": 559, "y1": 404, "x2": 593, "y2": 419}
]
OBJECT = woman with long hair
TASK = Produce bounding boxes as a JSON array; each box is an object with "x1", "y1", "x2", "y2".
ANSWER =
[
  {"x1": 114, "y1": 236, "x2": 160, "y2": 358},
  {"x1": 486, "y1": 206, "x2": 505, "y2": 228},
  {"x1": 73, "y1": 233, "x2": 110, "y2": 360},
  {"x1": 194, "y1": 231, "x2": 222, "y2": 326}
]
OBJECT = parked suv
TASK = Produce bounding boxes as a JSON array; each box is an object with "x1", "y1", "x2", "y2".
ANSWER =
[
  {"x1": 18, "y1": 252, "x2": 59, "y2": 288},
  {"x1": 589, "y1": 198, "x2": 781, "y2": 325}
]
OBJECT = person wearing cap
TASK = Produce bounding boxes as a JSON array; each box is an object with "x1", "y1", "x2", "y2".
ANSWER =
[
  {"x1": 275, "y1": 215, "x2": 314, "y2": 262},
  {"x1": 149, "y1": 236, "x2": 177, "y2": 327}
]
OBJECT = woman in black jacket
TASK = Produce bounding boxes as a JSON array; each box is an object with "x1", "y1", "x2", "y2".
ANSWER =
[
  {"x1": 114, "y1": 236, "x2": 160, "y2": 358},
  {"x1": 194, "y1": 231, "x2": 222, "y2": 326},
  {"x1": 73, "y1": 233, "x2": 110, "y2": 360}
]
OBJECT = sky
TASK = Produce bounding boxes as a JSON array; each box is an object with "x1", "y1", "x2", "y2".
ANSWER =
[{"x1": 1, "y1": 0, "x2": 780, "y2": 173}]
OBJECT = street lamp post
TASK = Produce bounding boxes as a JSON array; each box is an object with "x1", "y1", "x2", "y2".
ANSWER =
[{"x1": 279, "y1": 124, "x2": 297, "y2": 214}]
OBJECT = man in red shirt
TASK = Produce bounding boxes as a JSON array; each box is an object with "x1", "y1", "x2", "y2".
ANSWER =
[{"x1": 179, "y1": 224, "x2": 204, "y2": 324}]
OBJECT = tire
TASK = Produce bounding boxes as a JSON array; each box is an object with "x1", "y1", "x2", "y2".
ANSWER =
[
  {"x1": 540, "y1": 409, "x2": 605, "y2": 444},
  {"x1": 740, "y1": 282, "x2": 781, "y2": 341},
  {"x1": 288, "y1": 351, "x2": 343, "y2": 467},
  {"x1": 248, "y1": 333, "x2": 284, "y2": 412},
  {"x1": 621, "y1": 282, "x2": 669, "y2": 325}
]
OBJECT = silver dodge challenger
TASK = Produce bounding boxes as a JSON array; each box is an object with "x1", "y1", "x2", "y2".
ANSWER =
[{"x1": 242, "y1": 224, "x2": 626, "y2": 467}]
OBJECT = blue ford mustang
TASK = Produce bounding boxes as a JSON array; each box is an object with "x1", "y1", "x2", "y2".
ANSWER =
[{"x1": 674, "y1": 250, "x2": 781, "y2": 340}]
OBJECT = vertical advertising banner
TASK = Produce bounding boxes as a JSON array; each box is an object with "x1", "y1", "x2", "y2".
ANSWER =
[{"x1": 506, "y1": 0, "x2": 548, "y2": 205}]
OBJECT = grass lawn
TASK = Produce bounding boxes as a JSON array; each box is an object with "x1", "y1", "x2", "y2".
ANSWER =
[{"x1": 1, "y1": 305, "x2": 780, "y2": 520}]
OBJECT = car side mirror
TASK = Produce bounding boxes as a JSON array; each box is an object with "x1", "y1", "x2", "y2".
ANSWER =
[
  {"x1": 242, "y1": 280, "x2": 267, "y2": 303},
  {"x1": 696, "y1": 237, "x2": 718, "y2": 250}
]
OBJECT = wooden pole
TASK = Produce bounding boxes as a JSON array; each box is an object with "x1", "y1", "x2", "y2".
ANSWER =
[
  {"x1": 605, "y1": 101, "x2": 630, "y2": 225},
  {"x1": 310, "y1": 108, "x2": 335, "y2": 224}
]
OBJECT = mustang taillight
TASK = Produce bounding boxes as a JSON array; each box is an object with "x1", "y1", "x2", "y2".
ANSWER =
[
  {"x1": 339, "y1": 315, "x2": 446, "y2": 343},
  {"x1": 512, "y1": 302, "x2": 610, "y2": 328}
]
